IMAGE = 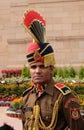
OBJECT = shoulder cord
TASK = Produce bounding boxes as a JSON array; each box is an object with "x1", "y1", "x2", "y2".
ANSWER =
[
  {"x1": 39, "y1": 93, "x2": 63, "y2": 130},
  {"x1": 28, "y1": 104, "x2": 40, "y2": 130},
  {"x1": 72, "y1": 90, "x2": 79, "y2": 99},
  {"x1": 31, "y1": 93, "x2": 64, "y2": 130}
]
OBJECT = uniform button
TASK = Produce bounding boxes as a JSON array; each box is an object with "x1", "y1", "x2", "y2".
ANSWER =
[{"x1": 46, "y1": 116, "x2": 48, "y2": 120}]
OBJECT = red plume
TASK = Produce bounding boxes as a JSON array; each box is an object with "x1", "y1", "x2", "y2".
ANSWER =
[
  {"x1": 24, "y1": 10, "x2": 46, "y2": 27},
  {"x1": 22, "y1": 9, "x2": 46, "y2": 43}
]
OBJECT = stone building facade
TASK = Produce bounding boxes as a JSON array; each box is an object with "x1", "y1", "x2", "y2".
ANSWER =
[{"x1": 0, "y1": 0, "x2": 84, "y2": 76}]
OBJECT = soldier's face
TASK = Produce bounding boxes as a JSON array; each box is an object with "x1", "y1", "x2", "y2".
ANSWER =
[{"x1": 29, "y1": 62, "x2": 54, "y2": 84}]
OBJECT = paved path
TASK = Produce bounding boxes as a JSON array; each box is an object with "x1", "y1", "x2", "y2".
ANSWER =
[{"x1": 0, "y1": 107, "x2": 22, "y2": 130}]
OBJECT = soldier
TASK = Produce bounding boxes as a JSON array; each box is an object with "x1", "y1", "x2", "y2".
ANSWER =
[{"x1": 21, "y1": 9, "x2": 84, "y2": 130}]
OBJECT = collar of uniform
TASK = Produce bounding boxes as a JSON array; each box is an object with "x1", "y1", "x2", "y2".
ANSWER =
[{"x1": 45, "y1": 79, "x2": 55, "y2": 96}]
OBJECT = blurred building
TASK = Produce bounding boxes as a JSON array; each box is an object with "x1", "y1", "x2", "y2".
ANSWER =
[{"x1": 0, "y1": 0, "x2": 84, "y2": 76}]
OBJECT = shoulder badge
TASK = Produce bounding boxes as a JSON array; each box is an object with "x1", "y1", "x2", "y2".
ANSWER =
[
  {"x1": 55, "y1": 83, "x2": 71, "y2": 95},
  {"x1": 70, "y1": 108, "x2": 80, "y2": 120}
]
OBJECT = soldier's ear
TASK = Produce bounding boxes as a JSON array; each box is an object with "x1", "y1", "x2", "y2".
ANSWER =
[{"x1": 49, "y1": 65, "x2": 54, "y2": 72}]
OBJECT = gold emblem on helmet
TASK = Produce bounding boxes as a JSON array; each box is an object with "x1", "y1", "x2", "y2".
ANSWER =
[{"x1": 33, "y1": 50, "x2": 41, "y2": 61}]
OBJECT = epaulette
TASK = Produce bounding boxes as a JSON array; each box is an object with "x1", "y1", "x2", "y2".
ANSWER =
[
  {"x1": 55, "y1": 83, "x2": 71, "y2": 95},
  {"x1": 23, "y1": 86, "x2": 33, "y2": 97}
]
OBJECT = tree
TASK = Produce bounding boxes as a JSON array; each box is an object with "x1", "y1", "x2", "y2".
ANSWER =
[
  {"x1": 21, "y1": 65, "x2": 30, "y2": 78},
  {"x1": 69, "y1": 67, "x2": 76, "y2": 78}
]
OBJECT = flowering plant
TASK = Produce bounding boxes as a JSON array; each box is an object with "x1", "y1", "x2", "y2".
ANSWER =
[
  {"x1": 10, "y1": 97, "x2": 22, "y2": 110},
  {"x1": 1, "y1": 69, "x2": 22, "y2": 78}
]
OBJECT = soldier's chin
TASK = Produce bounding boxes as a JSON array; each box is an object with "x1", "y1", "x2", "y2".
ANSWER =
[{"x1": 34, "y1": 79, "x2": 44, "y2": 84}]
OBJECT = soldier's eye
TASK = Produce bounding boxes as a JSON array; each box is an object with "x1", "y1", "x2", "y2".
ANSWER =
[
  {"x1": 30, "y1": 65, "x2": 37, "y2": 69},
  {"x1": 39, "y1": 65, "x2": 45, "y2": 68}
]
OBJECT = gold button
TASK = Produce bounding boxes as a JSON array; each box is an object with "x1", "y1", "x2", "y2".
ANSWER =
[{"x1": 46, "y1": 116, "x2": 48, "y2": 119}]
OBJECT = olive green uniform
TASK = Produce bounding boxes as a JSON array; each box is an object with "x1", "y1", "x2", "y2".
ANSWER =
[{"x1": 21, "y1": 79, "x2": 84, "y2": 130}]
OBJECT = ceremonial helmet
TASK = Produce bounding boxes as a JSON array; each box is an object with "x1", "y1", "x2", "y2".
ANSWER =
[{"x1": 22, "y1": 9, "x2": 55, "y2": 67}]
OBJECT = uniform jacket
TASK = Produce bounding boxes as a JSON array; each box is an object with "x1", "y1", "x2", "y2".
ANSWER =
[{"x1": 21, "y1": 79, "x2": 84, "y2": 130}]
